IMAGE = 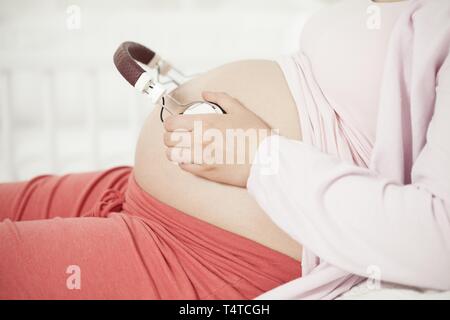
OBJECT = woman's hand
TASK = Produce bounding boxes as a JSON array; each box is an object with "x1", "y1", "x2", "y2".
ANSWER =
[{"x1": 163, "y1": 91, "x2": 272, "y2": 188}]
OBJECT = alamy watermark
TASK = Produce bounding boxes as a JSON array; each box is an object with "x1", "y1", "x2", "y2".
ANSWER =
[
  {"x1": 366, "y1": 264, "x2": 382, "y2": 290},
  {"x1": 169, "y1": 121, "x2": 280, "y2": 175},
  {"x1": 66, "y1": 5, "x2": 81, "y2": 30},
  {"x1": 66, "y1": 265, "x2": 81, "y2": 290},
  {"x1": 366, "y1": 4, "x2": 381, "y2": 30}
]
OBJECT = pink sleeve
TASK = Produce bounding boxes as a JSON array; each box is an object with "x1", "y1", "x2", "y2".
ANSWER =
[{"x1": 247, "y1": 64, "x2": 450, "y2": 291}]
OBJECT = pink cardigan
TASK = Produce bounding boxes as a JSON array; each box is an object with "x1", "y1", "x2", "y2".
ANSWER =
[{"x1": 248, "y1": 0, "x2": 450, "y2": 299}]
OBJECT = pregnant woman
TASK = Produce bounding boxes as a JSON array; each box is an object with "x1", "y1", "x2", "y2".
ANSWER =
[{"x1": 1, "y1": 0, "x2": 449, "y2": 299}]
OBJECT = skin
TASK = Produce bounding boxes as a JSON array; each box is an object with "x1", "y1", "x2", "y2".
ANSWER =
[
  {"x1": 137, "y1": 0, "x2": 409, "y2": 260},
  {"x1": 134, "y1": 60, "x2": 302, "y2": 260},
  {"x1": 164, "y1": 0, "x2": 409, "y2": 186},
  {"x1": 164, "y1": 91, "x2": 272, "y2": 188}
]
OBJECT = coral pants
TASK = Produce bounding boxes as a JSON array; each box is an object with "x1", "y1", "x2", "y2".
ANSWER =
[{"x1": 0, "y1": 167, "x2": 300, "y2": 299}]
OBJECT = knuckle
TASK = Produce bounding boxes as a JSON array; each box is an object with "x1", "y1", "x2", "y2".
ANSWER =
[
  {"x1": 163, "y1": 118, "x2": 175, "y2": 131},
  {"x1": 203, "y1": 164, "x2": 216, "y2": 172},
  {"x1": 165, "y1": 147, "x2": 172, "y2": 160},
  {"x1": 163, "y1": 132, "x2": 171, "y2": 145},
  {"x1": 201, "y1": 138, "x2": 210, "y2": 147},
  {"x1": 202, "y1": 120, "x2": 211, "y2": 130}
]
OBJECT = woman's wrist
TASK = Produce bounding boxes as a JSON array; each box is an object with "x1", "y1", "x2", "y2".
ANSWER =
[{"x1": 247, "y1": 134, "x2": 281, "y2": 188}]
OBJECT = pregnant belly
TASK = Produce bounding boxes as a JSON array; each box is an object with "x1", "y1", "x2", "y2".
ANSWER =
[{"x1": 134, "y1": 60, "x2": 302, "y2": 260}]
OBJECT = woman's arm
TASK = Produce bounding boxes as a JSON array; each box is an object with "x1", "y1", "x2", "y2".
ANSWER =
[{"x1": 247, "y1": 62, "x2": 450, "y2": 291}]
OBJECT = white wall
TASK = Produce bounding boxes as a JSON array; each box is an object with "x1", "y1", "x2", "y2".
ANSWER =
[{"x1": 0, "y1": 0, "x2": 337, "y2": 182}]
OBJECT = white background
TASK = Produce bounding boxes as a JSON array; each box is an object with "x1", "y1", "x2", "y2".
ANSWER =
[{"x1": 0, "y1": 0, "x2": 337, "y2": 182}]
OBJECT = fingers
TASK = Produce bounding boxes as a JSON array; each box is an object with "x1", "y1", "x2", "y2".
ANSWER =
[
  {"x1": 163, "y1": 113, "x2": 217, "y2": 132},
  {"x1": 202, "y1": 91, "x2": 243, "y2": 113},
  {"x1": 163, "y1": 115, "x2": 195, "y2": 132},
  {"x1": 202, "y1": 91, "x2": 234, "y2": 106},
  {"x1": 166, "y1": 147, "x2": 193, "y2": 164},
  {"x1": 164, "y1": 91, "x2": 242, "y2": 133},
  {"x1": 163, "y1": 131, "x2": 191, "y2": 148},
  {"x1": 179, "y1": 163, "x2": 216, "y2": 181},
  {"x1": 163, "y1": 131, "x2": 216, "y2": 148},
  {"x1": 166, "y1": 147, "x2": 215, "y2": 166}
]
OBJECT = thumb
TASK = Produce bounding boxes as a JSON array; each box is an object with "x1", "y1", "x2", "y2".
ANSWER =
[
  {"x1": 179, "y1": 163, "x2": 216, "y2": 181},
  {"x1": 202, "y1": 91, "x2": 245, "y2": 114}
]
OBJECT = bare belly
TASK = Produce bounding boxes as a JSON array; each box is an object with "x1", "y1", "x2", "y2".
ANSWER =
[{"x1": 134, "y1": 60, "x2": 303, "y2": 260}]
